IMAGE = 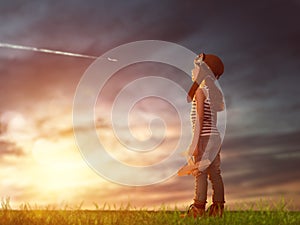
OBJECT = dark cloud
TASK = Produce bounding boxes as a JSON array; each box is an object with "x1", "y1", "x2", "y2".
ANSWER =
[
  {"x1": 221, "y1": 130, "x2": 300, "y2": 199},
  {"x1": 0, "y1": 140, "x2": 25, "y2": 157},
  {"x1": 0, "y1": 54, "x2": 90, "y2": 112},
  {"x1": 223, "y1": 130, "x2": 300, "y2": 152}
]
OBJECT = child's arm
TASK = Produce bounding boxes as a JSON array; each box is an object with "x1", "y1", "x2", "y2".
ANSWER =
[
  {"x1": 187, "y1": 88, "x2": 205, "y2": 159},
  {"x1": 178, "y1": 91, "x2": 205, "y2": 176}
]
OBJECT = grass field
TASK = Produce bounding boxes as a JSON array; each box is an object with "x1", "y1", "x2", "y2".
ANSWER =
[{"x1": 0, "y1": 199, "x2": 299, "y2": 225}]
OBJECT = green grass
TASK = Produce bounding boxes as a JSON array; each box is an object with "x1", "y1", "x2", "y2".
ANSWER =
[
  {"x1": 0, "y1": 199, "x2": 299, "y2": 225},
  {"x1": 0, "y1": 209, "x2": 299, "y2": 225}
]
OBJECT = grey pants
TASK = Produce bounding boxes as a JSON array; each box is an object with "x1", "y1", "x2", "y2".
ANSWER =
[{"x1": 194, "y1": 135, "x2": 225, "y2": 204}]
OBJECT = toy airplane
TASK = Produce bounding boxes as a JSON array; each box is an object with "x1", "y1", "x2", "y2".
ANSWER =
[{"x1": 177, "y1": 159, "x2": 211, "y2": 176}]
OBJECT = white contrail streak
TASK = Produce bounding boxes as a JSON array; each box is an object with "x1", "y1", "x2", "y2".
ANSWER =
[{"x1": 0, "y1": 42, "x2": 99, "y2": 59}]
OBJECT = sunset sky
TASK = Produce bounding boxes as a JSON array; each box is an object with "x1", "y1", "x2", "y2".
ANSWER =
[{"x1": 0, "y1": 0, "x2": 299, "y2": 210}]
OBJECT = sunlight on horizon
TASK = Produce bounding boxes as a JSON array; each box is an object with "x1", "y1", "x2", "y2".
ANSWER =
[{"x1": 0, "y1": 104, "x2": 189, "y2": 208}]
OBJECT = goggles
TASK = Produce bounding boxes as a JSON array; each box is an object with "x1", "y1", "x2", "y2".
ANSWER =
[{"x1": 194, "y1": 53, "x2": 206, "y2": 66}]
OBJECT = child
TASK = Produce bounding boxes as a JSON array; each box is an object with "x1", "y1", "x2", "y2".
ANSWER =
[{"x1": 183, "y1": 53, "x2": 225, "y2": 218}]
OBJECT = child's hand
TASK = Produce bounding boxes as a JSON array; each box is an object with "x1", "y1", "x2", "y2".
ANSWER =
[
  {"x1": 191, "y1": 168, "x2": 200, "y2": 176},
  {"x1": 187, "y1": 157, "x2": 195, "y2": 165}
]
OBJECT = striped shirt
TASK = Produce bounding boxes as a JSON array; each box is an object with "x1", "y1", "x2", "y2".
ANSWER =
[{"x1": 190, "y1": 85, "x2": 219, "y2": 136}]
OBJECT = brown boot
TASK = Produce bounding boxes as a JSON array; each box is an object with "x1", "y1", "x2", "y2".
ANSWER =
[
  {"x1": 207, "y1": 203, "x2": 224, "y2": 217},
  {"x1": 186, "y1": 203, "x2": 206, "y2": 218}
]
